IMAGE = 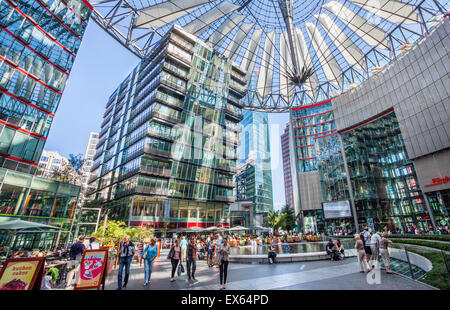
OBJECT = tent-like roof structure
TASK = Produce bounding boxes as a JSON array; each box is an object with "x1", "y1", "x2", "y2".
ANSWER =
[
  {"x1": 0, "y1": 219, "x2": 60, "y2": 231},
  {"x1": 91, "y1": 0, "x2": 448, "y2": 111}
]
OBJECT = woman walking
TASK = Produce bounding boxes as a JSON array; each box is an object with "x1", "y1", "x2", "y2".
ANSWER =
[
  {"x1": 207, "y1": 236, "x2": 216, "y2": 267},
  {"x1": 218, "y1": 236, "x2": 231, "y2": 290},
  {"x1": 142, "y1": 239, "x2": 158, "y2": 286},
  {"x1": 355, "y1": 233, "x2": 371, "y2": 273},
  {"x1": 379, "y1": 232, "x2": 393, "y2": 274},
  {"x1": 168, "y1": 239, "x2": 181, "y2": 282}
]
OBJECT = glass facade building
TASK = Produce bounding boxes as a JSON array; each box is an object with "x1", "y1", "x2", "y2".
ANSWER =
[
  {"x1": 291, "y1": 99, "x2": 336, "y2": 172},
  {"x1": 235, "y1": 96, "x2": 273, "y2": 217},
  {"x1": 281, "y1": 123, "x2": 294, "y2": 210},
  {"x1": 88, "y1": 26, "x2": 246, "y2": 234},
  {"x1": 339, "y1": 110, "x2": 434, "y2": 232},
  {"x1": 0, "y1": 0, "x2": 92, "y2": 252}
]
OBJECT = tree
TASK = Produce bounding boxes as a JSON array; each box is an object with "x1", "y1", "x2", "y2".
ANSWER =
[
  {"x1": 280, "y1": 205, "x2": 296, "y2": 233},
  {"x1": 263, "y1": 210, "x2": 285, "y2": 236},
  {"x1": 92, "y1": 220, "x2": 154, "y2": 245}
]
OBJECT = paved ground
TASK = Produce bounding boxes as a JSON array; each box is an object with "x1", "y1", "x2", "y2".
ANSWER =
[{"x1": 104, "y1": 250, "x2": 432, "y2": 290}]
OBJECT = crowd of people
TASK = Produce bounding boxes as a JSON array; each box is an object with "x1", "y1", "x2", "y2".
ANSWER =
[
  {"x1": 4, "y1": 221, "x2": 446, "y2": 290},
  {"x1": 324, "y1": 224, "x2": 450, "y2": 237}
]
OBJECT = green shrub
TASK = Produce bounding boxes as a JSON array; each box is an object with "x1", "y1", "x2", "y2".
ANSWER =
[
  {"x1": 391, "y1": 239, "x2": 450, "y2": 251},
  {"x1": 389, "y1": 234, "x2": 450, "y2": 242},
  {"x1": 391, "y1": 245, "x2": 450, "y2": 290}
]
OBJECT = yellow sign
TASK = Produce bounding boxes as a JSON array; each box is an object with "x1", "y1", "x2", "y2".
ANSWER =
[{"x1": 0, "y1": 257, "x2": 44, "y2": 290}]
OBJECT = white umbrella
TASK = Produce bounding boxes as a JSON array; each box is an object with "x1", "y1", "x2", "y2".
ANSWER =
[
  {"x1": 227, "y1": 225, "x2": 249, "y2": 232},
  {"x1": 204, "y1": 226, "x2": 219, "y2": 231},
  {"x1": 186, "y1": 226, "x2": 205, "y2": 232},
  {"x1": 0, "y1": 219, "x2": 60, "y2": 258},
  {"x1": 0, "y1": 219, "x2": 59, "y2": 231}
]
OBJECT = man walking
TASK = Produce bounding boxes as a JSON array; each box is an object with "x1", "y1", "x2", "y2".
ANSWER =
[
  {"x1": 117, "y1": 235, "x2": 135, "y2": 290},
  {"x1": 65, "y1": 236, "x2": 85, "y2": 289},
  {"x1": 186, "y1": 237, "x2": 197, "y2": 281},
  {"x1": 361, "y1": 225, "x2": 372, "y2": 266},
  {"x1": 180, "y1": 235, "x2": 188, "y2": 262}
]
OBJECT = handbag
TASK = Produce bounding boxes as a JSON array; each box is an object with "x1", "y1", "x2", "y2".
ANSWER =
[
  {"x1": 177, "y1": 263, "x2": 185, "y2": 276},
  {"x1": 213, "y1": 252, "x2": 222, "y2": 266}
]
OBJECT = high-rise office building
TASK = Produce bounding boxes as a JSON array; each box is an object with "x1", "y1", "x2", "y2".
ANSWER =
[
  {"x1": 81, "y1": 132, "x2": 98, "y2": 191},
  {"x1": 88, "y1": 25, "x2": 246, "y2": 234},
  {"x1": 0, "y1": 0, "x2": 92, "y2": 251},
  {"x1": 235, "y1": 108, "x2": 273, "y2": 225},
  {"x1": 281, "y1": 123, "x2": 294, "y2": 209}
]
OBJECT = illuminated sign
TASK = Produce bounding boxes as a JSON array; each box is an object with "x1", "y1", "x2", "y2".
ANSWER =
[{"x1": 424, "y1": 176, "x2": 449, "y2": 188}]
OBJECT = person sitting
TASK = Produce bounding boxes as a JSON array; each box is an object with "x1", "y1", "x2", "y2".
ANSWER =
[
  {"x1": 336, "y1": 239, "x2": 345, "y2": 260},
  {"x1": 326, "y1": 238, "x2": 338, "y2": 261},
  {"x1": 268, "y1": 243, "x2": 277, "y2": 264}
]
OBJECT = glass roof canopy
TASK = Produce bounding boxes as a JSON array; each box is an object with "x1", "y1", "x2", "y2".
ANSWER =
[{"x1": 90, "y1": 0, "x2": 448, "y2": 112}]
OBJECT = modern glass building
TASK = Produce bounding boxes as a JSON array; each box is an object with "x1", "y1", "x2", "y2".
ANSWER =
[
  {"x1": 286, "y1": 20, "x2": 450, "y2": 234},
  {"x1": 281, "y1": 123, "x2": 294, "y2": 210},
  {"x1": 88, "y1": 25, "x2": 246, "y2": 234},
  {"x1": 0, "y1": 0, "x2": 92, "y2": 251},
  {"x1": 289, "y1": 99, "x2": 339, "y2": 232},
  {"x1": 235, "y1": 83, "x2": 273, "y2": 221}
]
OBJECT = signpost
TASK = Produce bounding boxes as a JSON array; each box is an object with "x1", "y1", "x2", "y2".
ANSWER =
[
  {"x1": 0, "y1": 257, "x2": 45, "y2": 290},
  {"x1": 74, "y1": 249, "x2": 109, "y2": 290}
]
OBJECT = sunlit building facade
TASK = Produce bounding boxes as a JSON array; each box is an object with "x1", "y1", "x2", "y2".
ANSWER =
[
  {"x1": 281, "y1": 123, "x2": 294, "y2": 210},
  {"x1": 88, "y1": 26, "x2": 246, "y2": 234},
  {"x1": 235, "y1": 105, "x2": 273, "y2": 222},
  {"x1": 289, "y1": 20, "x2": 449, "y2": 234},
  {"x1": 0, "y1": 0, "x2": 92, "y2": 251}
]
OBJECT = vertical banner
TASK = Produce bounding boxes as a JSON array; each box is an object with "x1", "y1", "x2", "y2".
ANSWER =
[
  {"x1": 0, "y1": 257, "x2": 45, "y2": 290},
  {"x1": 74, "y1": 249, "x2": 109, "y2": 290}
]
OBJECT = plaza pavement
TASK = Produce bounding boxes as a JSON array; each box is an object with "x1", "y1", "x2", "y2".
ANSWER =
[{"x1": 104, "y1": 250, "x2": 432, "y2": 290}]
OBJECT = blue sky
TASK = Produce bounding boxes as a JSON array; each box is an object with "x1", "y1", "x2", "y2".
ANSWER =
[{"x1": 45, "y1": 22, "x2": 288, "y2": 211}]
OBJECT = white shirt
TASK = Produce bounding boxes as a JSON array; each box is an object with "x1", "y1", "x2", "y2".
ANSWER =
[
  {"x1": 88, "y1": 242, "x2": 100, "y2": 250},
  {"x1": 370, "y1": 233, "x2": 381, "y2": 246},
  {"x1": 41, "y1": 275, "x2": 52, "y2": 290}
]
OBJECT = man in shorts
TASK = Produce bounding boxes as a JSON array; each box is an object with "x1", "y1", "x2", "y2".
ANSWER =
[{"x1": 361, "y1": 225, "x2": 372, "y2": 266}]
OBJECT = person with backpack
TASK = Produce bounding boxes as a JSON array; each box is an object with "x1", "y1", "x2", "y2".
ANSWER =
[
  {"x1": 117, "y1": 235, "x2": 135, "y2": 290},
  {"x1": 65, "y1": 236, "x2": 85, "y2": 289},
  {"x1": 142, "y1": 239, "x2": 158, "y2": 286}
]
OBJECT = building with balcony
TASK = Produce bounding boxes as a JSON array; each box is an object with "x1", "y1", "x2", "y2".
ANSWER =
[
  {"x1": 0, "y1": 0, "x2": 92, "y2": 251},
  {"x1": 88, "y1": 25, "x2": 246, "y2": 234}
]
